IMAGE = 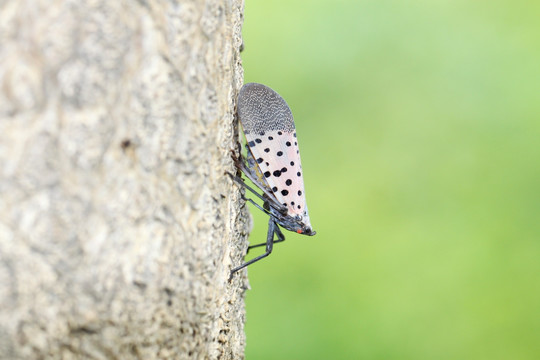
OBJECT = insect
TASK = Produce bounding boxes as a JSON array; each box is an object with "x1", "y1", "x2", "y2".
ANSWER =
[{"x1": 229, "y1": 83, "x2": 316, "y2": 280}]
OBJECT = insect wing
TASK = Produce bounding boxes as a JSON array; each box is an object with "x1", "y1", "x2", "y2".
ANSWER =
[
  {"x1": 238, "y1": 83, "x2": 308, "y2": 217},
  {"x1": 245, "y1": 131, "x2": 306, "y2": 216}
]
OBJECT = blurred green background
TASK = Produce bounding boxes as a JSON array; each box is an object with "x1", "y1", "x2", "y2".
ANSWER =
[{"x1": 240, "y1": 0, "x2": 540, "y2": 359}]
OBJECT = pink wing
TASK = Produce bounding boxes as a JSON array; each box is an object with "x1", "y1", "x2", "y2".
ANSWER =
[{"x1": 245, "y1": 129, "x2": 306, "y2": 217}]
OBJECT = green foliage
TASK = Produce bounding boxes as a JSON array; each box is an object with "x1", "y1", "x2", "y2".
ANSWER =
[{"x1": 241, "y1": 0, "x2": 540, "y2": 358}]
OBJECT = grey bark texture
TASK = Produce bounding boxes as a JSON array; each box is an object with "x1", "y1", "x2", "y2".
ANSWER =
[{"x1": 0, "y1": 0, "x2": 250, "y2": 359}]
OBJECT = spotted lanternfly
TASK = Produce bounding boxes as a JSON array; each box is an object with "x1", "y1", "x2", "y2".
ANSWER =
[{"x1": 228, "y1": 83, "x2": 316, "y2": 280}]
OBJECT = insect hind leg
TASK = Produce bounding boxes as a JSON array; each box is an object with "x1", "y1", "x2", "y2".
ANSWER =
[
  {"x1": 229, "y1": 218, "x2": 279, "y2": 281},
  {"x1": 247, "y1": 224, "x2": 285, "y2": 251}
]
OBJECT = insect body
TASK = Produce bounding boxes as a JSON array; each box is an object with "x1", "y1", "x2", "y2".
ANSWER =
[{"x1": 229, "y1": 83, "x2": 315, "y2": 279}]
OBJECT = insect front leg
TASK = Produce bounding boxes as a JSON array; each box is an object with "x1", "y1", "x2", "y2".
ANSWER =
[
  {"x1": 226, "y1": 171, "x2": 271, "y2": 206},
  {"x1": 230, "y1": 153, "x2": 287, "y2": 215},
  {"x1": 229, "y1": 217, "x2": 279, "y2": 281}
]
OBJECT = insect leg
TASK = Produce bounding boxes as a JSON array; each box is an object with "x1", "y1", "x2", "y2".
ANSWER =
[
  {"x1": 229, "y1": 217, "x2": 278, "y2": 281},
  {"x1": 247, "y1": 223, "x2": 285, "y2": 251},
  {"x1": 241, "y1": 194, "x2": 271, "y2": 216},
  {"x1": 231, "y1": 153, "x2": 287, "y2": 214},
  {"x1": 231, "y1": 183, "x2": 284, "y2": 251},
  {"x1": 226, "y1": 171, "x2": 270, "y2": 205}
]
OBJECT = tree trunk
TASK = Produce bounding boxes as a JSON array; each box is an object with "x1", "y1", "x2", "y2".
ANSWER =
[{"x1": 0, "y1": 0, "x2": 248, "y2": 359}]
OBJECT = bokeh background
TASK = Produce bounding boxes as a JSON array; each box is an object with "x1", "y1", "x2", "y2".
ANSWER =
[{"x1": 239, "y1": 0, "x2": 540, "y2": 359}]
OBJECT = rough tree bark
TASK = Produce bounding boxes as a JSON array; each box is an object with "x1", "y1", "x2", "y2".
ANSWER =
[{"x1": 0, "y1": 0, "x2": 249, "y2": 359}]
